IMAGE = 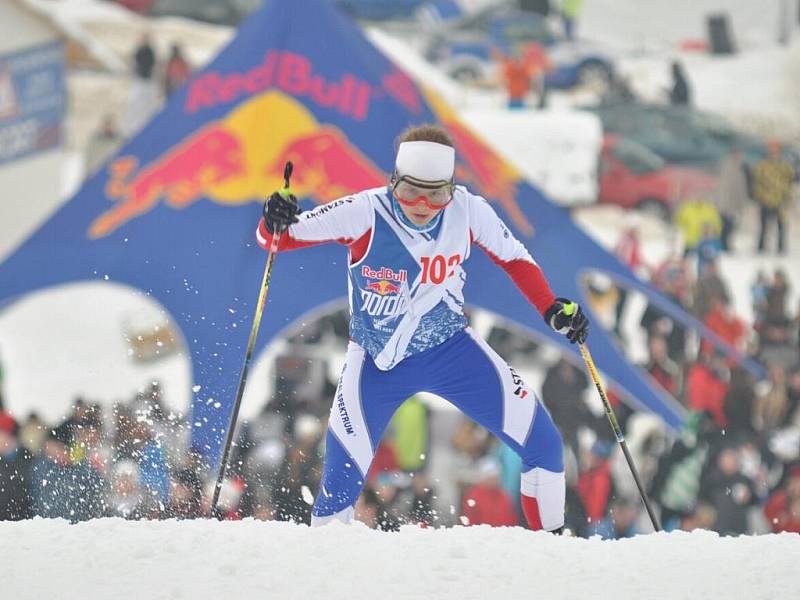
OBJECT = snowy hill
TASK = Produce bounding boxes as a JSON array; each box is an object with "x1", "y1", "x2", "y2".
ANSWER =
[{"x1": 1, "y1": 519, "x2": 798, "y2": 599}]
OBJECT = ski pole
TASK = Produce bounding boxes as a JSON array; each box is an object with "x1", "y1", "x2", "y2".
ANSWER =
[
  {"x1": 577, "y1": 342, "x2": 662, "y2": 532},
  {"x1": 210, "y1": 161, "x2": 294, "y2": 514}
]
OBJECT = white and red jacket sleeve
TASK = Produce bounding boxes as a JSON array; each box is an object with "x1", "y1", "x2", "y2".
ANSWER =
[
  {"x1": 256, "y1": 193, "x2": 373, "y2": 256},
  {"x1": 468, "y1": 194, "x2": 556, "y2": 317}
]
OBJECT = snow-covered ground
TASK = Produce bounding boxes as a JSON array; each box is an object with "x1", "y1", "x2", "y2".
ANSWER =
[
  {"x1": 580, "y1": 0, "x2": 789, "y2": 51},
  {"x1": 614, "y1": 42, "x2": 800, "y2": 141},
  {"x1": 1, "y1": 519, "x2": 798, "y2": 600}
]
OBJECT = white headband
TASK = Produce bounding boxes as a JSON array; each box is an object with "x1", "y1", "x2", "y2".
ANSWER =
[{"x1": 395, "y1": 141, "x2": 455, "y2": 183}]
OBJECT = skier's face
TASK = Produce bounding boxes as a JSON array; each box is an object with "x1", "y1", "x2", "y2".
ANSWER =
[
  {"x1": 396, "y1": 198, "x2": 442, "y2": 226},
  {"x1": 392, "y1": 178, "x2": 453, "y2": 226}
]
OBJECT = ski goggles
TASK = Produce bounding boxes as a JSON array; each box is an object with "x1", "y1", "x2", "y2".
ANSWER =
[{"x1": 392, "y1": 177, "x2": 454, "y2": 210}]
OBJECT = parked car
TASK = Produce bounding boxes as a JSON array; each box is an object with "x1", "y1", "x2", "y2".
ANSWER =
[
  {"x1": 109, "y1": 0, "x2": 156, "y2": 14},
  {"x1": 589, "y1": 101, "x2": 800, "y2": 174},
  {"x1": 335, "y1": 0, "x2": 429, "y2": 20},
  {"x1": 141, "y1": 0, "x2": 427, "y2": 26},
  {"x1": 598, "y1": 135, "x2": 717, "y2": 221},
  {"x1": 423, "y1": 7, "x2": 614, "y2": 91},
  {"x1": 146, "y1": 0, "x2": 260, "y2": 26},
  {"x1": 669, "y1": 106, "x2": 800, "y2": 170},
  {"x1": 586, "y1": 103, "x2": 729, "y2": 170}
]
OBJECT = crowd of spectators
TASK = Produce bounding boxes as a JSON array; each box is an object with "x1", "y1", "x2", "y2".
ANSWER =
[
  {"x1": 595, "y1": 215, "x2": 800, "y2": 536},
  {"x1": 1, "y1": 266, "x2": 798, "y2": 536},
  {"x1": 0, "y1": 383, "x2": 202, "y2": 522}
]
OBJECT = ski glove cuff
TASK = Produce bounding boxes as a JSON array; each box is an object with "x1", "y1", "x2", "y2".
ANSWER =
[
  {"x1": 263, "y1": 191, "x2": 300, "y2": 234},
  {"x1": 544, "y1": 297, "x2": 589, "y2": 344}
]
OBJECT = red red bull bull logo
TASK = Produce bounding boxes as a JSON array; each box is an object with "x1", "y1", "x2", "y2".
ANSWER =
[
  {"x1": 88, "y1": 91, "x2": 386, "y2": 238},
  {"x1": 361, "y1": 265, "x2": 406, "y2": 317},
  {"x1": 360, "y1": 273, "x2": 406, "y2": 317},
  {"x1": 365, "y1": 280, "x2": 401, "y2": 296},
  {"x1": 186, "y1": 51, "x2": 372, "y2": 121},
  {"x1": 360, "y1": 265, "x2": 407, "y2": 283}
]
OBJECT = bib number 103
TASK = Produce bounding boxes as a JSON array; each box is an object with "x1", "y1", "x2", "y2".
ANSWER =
[{"x1": 420, "y1": 254, "x2": 461, "y2": 284}]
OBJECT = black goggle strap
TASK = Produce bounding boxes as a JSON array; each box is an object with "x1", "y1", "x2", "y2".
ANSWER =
[{"x1": 390, "y1": 172, "x2": 455, "y2": 194}]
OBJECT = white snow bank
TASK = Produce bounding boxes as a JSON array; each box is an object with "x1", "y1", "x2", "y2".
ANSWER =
[
  {"x1": 617, "y1": 41, "x2": 800, "y2": 141},
  {"x1": 1, "y1": 519, "x2": 798, "y2": 600},
  {"x1": 581, "y1": 0, "x2": 786, "y2": 51},
  {"x1": 460, "y1": 108, "x2": 602, "y2": 205},
  {"x1": 23, "y1": 0, "x2": 233, "y2": 72},
  {"x1": 0, "y1": 282, "x2": 192, "y2": 423}
]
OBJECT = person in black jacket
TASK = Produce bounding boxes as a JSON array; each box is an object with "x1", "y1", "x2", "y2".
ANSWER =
[
  {"x1": 699, "y1": 444, "x2": 758, "y2": 535},
  {"x1": 669, "y1": 61, "x2": 691, "y2": 106},
  {"x1": 541, "y1": 358, "x2": 604, "y2": 462},
  {"x1": 133, "y1": 32, "x2": 156, "y2": 81},
  {"x1": 0, "y1": 426, "x2": 33, "y2": 520},
  {"x1": 723, "y1": 368, "x2": 757, "y2": 437}
]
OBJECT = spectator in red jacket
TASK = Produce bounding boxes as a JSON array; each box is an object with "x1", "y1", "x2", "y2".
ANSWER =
[
  {"x1": 764, "y1": 464, "x2": 800, "y2": 533},
  {"x1": 645, "y1": 334, "x2": 681, "y2": 397},
  {"x1": 686, "y1": 353, "x2": 730, "y2": 428},
  {"x1": 613, "y1": 218, "x2": 649, "y2": 336},
  {"x1": 577, "y1": 440, "x2": 615, "y2": 524},
  {"x1": 367, "y1": 440, "x2": 399, "y2": 484},
  {"x1": 462, "y1": 457, "x2": 519, "y2": 527},
  {"x1": 701, "y1": 298, "x2": 746, "y2": 360},
  {"x1": 163, "y1": 43, "x2": 191, "y2": 97}
]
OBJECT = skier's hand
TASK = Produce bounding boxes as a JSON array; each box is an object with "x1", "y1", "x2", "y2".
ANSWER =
[
  {"x1": 263, "y1": 191, "x2": 300, "y2": 233},
  {"x1": 545, "y1": 297, "x2": 589, "y2": 344}
]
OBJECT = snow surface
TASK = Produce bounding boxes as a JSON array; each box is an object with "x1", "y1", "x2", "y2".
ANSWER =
[
  {"x1": 0, "y1": 282, "x2": 192, "y2": 422},
  {"x1": 458, "y1": 108, "x2": 602, "y2": 205},
  {"x1": 0, "y1": 519, "x2": 797, "y2": 600},
  {"x1": 615, "y1": 42, "x2": 800, "y2": 141},
  {"x1": 23, "y1": 0, "x2": 233, "y2": 73},
  {"x1": 580, "y1": 0, "x2": 788, "y2": 51}
]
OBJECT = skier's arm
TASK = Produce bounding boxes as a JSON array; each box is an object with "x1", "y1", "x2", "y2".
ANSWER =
[
  {"x1": 468, "y1": 194, "x2": 555, "y2": 316},
  {"x1": 256, "y1": 193, "x2": 373, "y2": 252},
  {"x1": 469, "y1": 193, "x2": 589, "y2": 343}
]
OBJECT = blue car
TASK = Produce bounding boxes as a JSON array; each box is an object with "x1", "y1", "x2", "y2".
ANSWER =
[
  {"x1": 424, "y1": 8, "x2": 614, "y2": 91},
  {"x1": 334, "y1": 0, "x2": 429, "y2": 20}
]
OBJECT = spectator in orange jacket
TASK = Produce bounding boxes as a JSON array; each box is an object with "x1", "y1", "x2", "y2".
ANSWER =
[
  {"x1": 494, "y1": 44, "x2": 552, "y2": 109},
  {"x1": 521, "y1": 42, "x2": 552, "y2": 108},
  {"x1": 498, "y1": 53, "x2": 533, "y2": 109},
  {"x1": 462, "y1": 457, "x2": 519, "y2": 527}
]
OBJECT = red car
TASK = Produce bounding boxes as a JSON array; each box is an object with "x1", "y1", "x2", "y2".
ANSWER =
[
  {"x1": 598, "y1": 135, "x2": 717, "y2": 220},
  {"x1": 110, "y1": 0, "x2": 156, "y2": 13}
]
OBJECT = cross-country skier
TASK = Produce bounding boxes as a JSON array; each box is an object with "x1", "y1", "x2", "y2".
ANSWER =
[{"x1": 257, "y1": 124, "x2": 589, "y2": 532}]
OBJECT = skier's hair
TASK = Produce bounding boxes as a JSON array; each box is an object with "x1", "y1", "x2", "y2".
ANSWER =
[{"x1": 397, "y1": 124, "x2": 454, "y2": 148}]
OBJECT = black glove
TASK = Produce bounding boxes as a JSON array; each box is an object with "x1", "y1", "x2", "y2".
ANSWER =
[
  {"x1": 263, "y1": 191, "x2": 300, "y2": 234},
  {"x1": 544, "y1": 297, "x2": 589, "y2": 344}
]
